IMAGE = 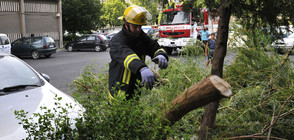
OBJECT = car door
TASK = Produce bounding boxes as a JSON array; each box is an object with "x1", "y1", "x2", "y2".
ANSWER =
[
  {"x1": 21, "y1": 38, "x2": 33, "y2": 56},
  {"x1": 75, "y1": 36, "x2": 87, "y2": 50},
  {"x1": 11, "y1": 38, "x2": 23, "y2": 56},
  {"x1": 85, "y1": 35, "x2": 96, "y2": 49}
]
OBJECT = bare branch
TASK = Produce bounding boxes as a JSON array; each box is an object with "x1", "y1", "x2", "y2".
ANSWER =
[
  {"x1": 74, "y1": 80, "x2": 95, "y2": 93},
  {"x1": 267, "y1": 104, "x2": 275, "y2": 140},
  {"x1": 281, "y1": 44, "x2": 294, "y2": 66}
]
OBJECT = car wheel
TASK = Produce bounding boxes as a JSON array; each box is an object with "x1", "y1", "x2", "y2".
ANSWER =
[
  {"x1": 95, "y1": 46, "x2": 101, "y2": 52},
  {"x1": 32, "y1": 51, "x2": 40, "y2": 59},
  {"x1": 67, "y1": 46, "x2": 73, "y2": 52},
  {"x1": 45, "y1": 54, "x2": 51, "y2": 58}
]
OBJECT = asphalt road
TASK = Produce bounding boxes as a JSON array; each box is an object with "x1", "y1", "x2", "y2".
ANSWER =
[{"x1": 23, "y1": 49, "x2": 111, "y2": 94}]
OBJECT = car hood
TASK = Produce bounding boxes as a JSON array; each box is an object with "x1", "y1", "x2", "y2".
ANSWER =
[
  {"x1": 0, "y1": 82, "x2": 84, "y2": 139},
  {"x1": 273, "y1": 38, "x2": 294, "y2": 47}
]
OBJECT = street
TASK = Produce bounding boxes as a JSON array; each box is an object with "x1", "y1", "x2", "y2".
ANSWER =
[
  {"x1": 23, "y1": 49, "x2": 294, "y2": 94},
  {"x1": 23, "y1": 49, "x2": 111, "y2": 94}
]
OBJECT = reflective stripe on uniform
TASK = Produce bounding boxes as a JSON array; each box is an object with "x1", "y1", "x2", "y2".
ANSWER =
[
  {"x1": 124, "y1": 54, "x2": 140, "y2": 70},
  {"x1": 108, "y1": 91, "x2": 114, "y2": 99},
  {"x1": 108, "y1": 90, "x2": 125, "y2": 101},
  {"x1": 122, "y1": 68, "x2": 131, "y2": 84},
  {"x1": 154, "y1": 48, "x2": 166, "y2": 57}
]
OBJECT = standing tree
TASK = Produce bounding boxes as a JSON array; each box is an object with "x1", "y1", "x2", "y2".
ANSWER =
[
  {"x1": 130, "y1": 0, "x2": 160, "y2": 24},
  {"x1": 62, "y1": 0, "x2": 102, "y2": 34},
  {"x1": 180, "y1": 0, "x2": 294, "y2": 139},
  {"x1": 100, "y1": 0, "x2": 128, "y2": 27}
]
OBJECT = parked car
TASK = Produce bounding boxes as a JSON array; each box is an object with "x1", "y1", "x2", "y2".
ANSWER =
[
  {"x1": 65, "y1": 34, "x2": 107, "y2": 52},
  {"x1": 142, "y1": 26, "x2": 152, "y2": 33},
  {"x1": 0, "y1": 52, "x2": 84, "y2": 139},
  {"x1": 146, "y1": 28, "x2": 158, "y2": 38},
  {"x1": 271, "y1": 32, "x2": 294, "y2": 53},
  {"x1": 106, "y1": 33, "x2": 117, "y2": 41},
  {"x1": 98, "y1": 34, "x2": 109, "y2": 48},
  {"x1": 11, "y1": 36, "x2": 57, "y2": 59},
  {"x1": 0, "y1": 33, "x2": 11, "y2": 54}
]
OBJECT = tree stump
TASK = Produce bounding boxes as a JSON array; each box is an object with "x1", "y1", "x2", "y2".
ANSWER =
[{"x1": 163, "y1": 75, "x2": 232, "y2": 125}]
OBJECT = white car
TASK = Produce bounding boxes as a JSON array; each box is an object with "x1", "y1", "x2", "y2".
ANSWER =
[
  {"x1": 0, "y1": 52, "x2": 84, "y2": 139},
  {"x1": 272, "y1": 33, "x2": 294, "y2": 48},
  {"x1": 0, "y1": 33, "x2": 11, "y2": 54}
]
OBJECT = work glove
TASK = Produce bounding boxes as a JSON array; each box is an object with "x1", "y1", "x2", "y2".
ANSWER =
[
  {"x1": 140, "y1": 67, "x2": 155, "y2": 90},
  {"x1": 152, "y1": 55, "x2": 168, "y2": 69}
]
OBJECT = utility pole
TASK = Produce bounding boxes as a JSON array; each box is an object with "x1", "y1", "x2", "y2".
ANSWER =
[
  {"x1": 57, "y1": 0, "x2": 63, "y2": 48},
  {"x1": 19, "y1": 0, "x2": 26, "y2": 37}
]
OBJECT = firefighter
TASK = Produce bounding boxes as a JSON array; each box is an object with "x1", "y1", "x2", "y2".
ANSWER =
[{"x1": 108, "y1": 5, "x2": 169, "y2": 100}]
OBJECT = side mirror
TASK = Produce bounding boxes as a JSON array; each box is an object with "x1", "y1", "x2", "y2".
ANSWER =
[{"x1": 40, "y1": 73, "x2": 50, "y2": 82}]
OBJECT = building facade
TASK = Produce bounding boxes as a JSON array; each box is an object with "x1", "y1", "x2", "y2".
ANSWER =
[{"x1": 0, "y1": 0, "x2": 62, "y2": 47}]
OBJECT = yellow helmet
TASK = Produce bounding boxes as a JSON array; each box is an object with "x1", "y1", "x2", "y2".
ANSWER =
[{"x1": 118, "y1": 5, "x2": 152, "y2": 25}]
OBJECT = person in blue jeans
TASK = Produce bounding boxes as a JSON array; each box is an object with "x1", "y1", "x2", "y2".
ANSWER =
[
  {"x1": 199, "y1": 26, "x2": 211, "y2": 50},
  {"x1": 205, "y1": 33, "x2": 216, "y2": 67}
]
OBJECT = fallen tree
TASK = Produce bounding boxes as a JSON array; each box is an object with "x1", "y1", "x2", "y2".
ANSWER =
[{"x1": 163, "y1": 75, "x2": 232, "y2": 125}]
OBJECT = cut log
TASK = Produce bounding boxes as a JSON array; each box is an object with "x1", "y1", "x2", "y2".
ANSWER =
[{"x1": 163, "y1": 75, "x2": 232, "y2": 125}]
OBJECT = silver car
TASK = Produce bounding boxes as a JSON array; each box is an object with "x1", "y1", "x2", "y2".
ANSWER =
[{"x1": 0, "y1": 52, "x2": 84, "y2": 139}]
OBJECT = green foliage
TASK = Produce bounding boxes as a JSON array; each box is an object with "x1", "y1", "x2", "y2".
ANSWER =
[
  {"x1": 15, "y1": 48, "x2": 294, "y2": 139},
  {"x1": 131, "y1": 0, "x2": 160, "y2": 24},
  {"x1": 100, "y1": 0, "x2": 128, "y2": 27},
  {"x1": 216, "y1": 48, "x2": 294, "y2": 138},
  {"x1": 181, "y1": 40, "x2": 205, "y2": 56},
  {"x1": 14, "y1": 95, "x2": 79, "y2": 139},
  {"x1": 70, "y1": 56, "x2": 210, "y2": 139},
  {"x1": 183, "y1": 0, "x2": 294, "y2": 27},
  {"x1": 62, "y1": 0, "x2": 102, "y2": 34}
]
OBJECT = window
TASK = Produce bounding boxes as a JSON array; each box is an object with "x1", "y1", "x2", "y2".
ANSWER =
[
  {"x1": 23, "y1": 38, "x2": 31, "y2": 45},
  {"x1": 13, "y1": 39, "x2": 22, "y2": 46},
  {"x1": 161, "y1": 11, "x2": 190, "y2": 25},
  {"x1": 87, "y1": 36, "x2": 95, "y2": 41},
  {"x1": 80, "y1": 37, "x2": 87, "y2": 41},
  {"x1": 32, "y1": 38, "x2": 42, "y2": 45},
  {"x1": 44, "y1": 37, "x2": 54, "y2": 43},
  {"x1": 0, "y1": 36, "x2": 10, "y2": 45}
]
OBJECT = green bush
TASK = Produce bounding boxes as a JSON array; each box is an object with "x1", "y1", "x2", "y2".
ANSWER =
[
  {"x1": 15, "y1": 95, "x2": 79, "y2": 139},
  {"x1": 181, "y1": 40, "x2": 205, "y2": 56}
]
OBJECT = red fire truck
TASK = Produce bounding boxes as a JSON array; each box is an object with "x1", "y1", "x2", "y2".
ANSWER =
[{"x1": 157, "y1": 5, "x2": 218, "y2": 54}]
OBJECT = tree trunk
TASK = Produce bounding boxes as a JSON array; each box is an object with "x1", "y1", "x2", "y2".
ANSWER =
[
  {"x1": 199, "y1": 0, "x2": 232, "y2": 139},
  {"x1": 163, "y1": 75, "x2": 232, "y2": 125}
]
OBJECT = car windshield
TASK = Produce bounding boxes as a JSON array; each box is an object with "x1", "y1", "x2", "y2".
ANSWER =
[
  {"x1": 0, "y1": 36, "x2": 10, "y2": 45},
  {"x1": 265, "y1": 27, "x2": 294, "y2": 39},
  {"x1": 0, "y1": 55, "x2": 42, "y2": 90},
  {"x1": 161, "y1": 11, "x2": 190, "y2": 25}
]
